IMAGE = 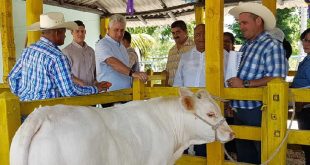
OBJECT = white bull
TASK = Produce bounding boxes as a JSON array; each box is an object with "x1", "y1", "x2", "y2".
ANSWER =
[{"x1": 10, "y1": 88, "x2": 234, "y2": 165}]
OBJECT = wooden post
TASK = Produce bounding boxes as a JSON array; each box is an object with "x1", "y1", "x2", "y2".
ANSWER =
[
  {"x1": 132, "y1": 78, "x2": 145, "y2": 100},
  {"x1": 262, "y1": 0, "x2": 277, "y2": 15},
  {"x1": 195, "y1": 6, "x2": 204, "y2": 25},
  {"x1": 0, "y1": 0, "x2": 16, "y2": 83},
  {"x1": 100, "y1": 17, "x2": 109, "y2": 38},
  {"x1": 26, "y1": 0, "x2": 43, "y2": 46},
  {"x1": 0, "y1": 92, "x2": 21, "y2": 165},
  {"x1": 146, "y1": 69, "x2": 153, "y2": 87},
  {"x1": 205, "y1": 0, "x2": 224, "y2": 164},
  {"x1": 261, "y1": 78, "x2": 288, "y2": 164}
]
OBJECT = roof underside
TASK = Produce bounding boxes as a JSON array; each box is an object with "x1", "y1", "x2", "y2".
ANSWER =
[{"x1": 41, "y1": 0, "x2": 307, "y2": 27}]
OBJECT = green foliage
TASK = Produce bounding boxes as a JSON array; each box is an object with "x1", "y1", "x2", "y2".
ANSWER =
[
  {"x1": 131, "y1": 33, "x2": 155, "y2": 60},
  {"x1": 227, "y1": 23, "x2": 244, "y2": 45},
  {"x1": 276, "y1": 8, "x2": 300, "y2": 54}
]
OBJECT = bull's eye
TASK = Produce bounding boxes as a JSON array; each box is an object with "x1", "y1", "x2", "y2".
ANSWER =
[
  {"x1": 196, "y1": 93, "x2": 201, "y2": 99},
  {"x1": 206, "y1": 112, "x2": 215, "y2": 117}
]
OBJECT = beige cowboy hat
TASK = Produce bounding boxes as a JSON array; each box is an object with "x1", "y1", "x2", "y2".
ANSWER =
[
  {"x1": 228, "y1": 2, "x2": 276, "y2": 31},
  {"x1": 28, "y1": 12, "x2": 78, "y2": 31}
]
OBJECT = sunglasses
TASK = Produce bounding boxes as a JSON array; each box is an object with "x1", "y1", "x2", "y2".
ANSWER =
[{"x1": 302, "y1": 38, "x2": 310, "y2": 44}]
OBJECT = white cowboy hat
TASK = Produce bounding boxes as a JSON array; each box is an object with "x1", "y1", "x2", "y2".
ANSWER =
[
  {"x1": 228, "y1": 2, "x2": 276, "y2": 31},
  {"x1": 28, "y1": 12, "x2": 78, "y2": 31}
]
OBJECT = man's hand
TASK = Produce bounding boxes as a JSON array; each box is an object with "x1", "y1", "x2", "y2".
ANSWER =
[
  {"x1": 132, "y1": 72, "x2": 148, "y2": 82},
  {"x1": 227, "y1": 77, "x2": 243, "y2": 88},
  {"x1": 95, "y1": 81, "x2": 112, "y2": 92}
]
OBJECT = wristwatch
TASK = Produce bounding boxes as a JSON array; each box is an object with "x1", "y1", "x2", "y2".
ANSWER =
[{"x1": 243, "y1": 80, "x2": 250, "y2": 88}]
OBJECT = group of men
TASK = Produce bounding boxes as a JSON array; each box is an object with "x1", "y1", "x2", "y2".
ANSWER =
[
  {"x1": 7, "y1": 2, "x2": 310, "y2": 164},
  {"x1": 165, "y1": 2, "x2": 288, "y2": 164},
  {"x1": 9, "y1": 13, "x2": 145, "y2": 101}
]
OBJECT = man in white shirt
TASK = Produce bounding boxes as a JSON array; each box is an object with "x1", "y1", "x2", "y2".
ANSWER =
[
  {"x1": 173, "y1": 24, "x2": 205, "y2": 87},
  {"x1": 173, "y1": 24, "x2": 206, "y2": 157}
]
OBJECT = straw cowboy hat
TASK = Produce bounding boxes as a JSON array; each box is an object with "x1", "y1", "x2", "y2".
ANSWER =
[
  {"x1": 229, "y1": 2, "x2": 276, "y2": 31},
  {"x1": 28, "y1": 12, "x2": 78, "y2": 31}
]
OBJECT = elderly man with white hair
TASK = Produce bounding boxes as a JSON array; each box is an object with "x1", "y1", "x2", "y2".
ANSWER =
[
  {"x1": 8, "y1": 12, "x2": 110, "y2": 101},
  {"x1": 95, "y1": 14, "x2": 147, "y2": 92},
  {"x1": 227, "y1": 3, "x2": 288, "y2": 164}
]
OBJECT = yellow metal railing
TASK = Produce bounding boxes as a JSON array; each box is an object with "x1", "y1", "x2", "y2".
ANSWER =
[{"x1": 1, "y1": 77, "x2": 310, "y2": 165}]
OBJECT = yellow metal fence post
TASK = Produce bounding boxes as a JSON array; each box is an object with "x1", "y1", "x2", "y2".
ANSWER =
[
  {"x1": 132, "y1": 78, "x2": 145, "y2": 100},
  {"x1": 262, "y1": 78, "x2": 288, "y2": 164},
  {"x1": 100, "y1": 17, "x2": 109, "y2": 38},
  {"x1": 0, "y1": 0, "x2": 16, "y2": 83},
  {"x1": 205, "y1": 0, "x2": 224, "y2": 164},
  {"x1": 0, "y1": 92, "x2": 21, "y2": 165},
  {"x1": 195, "y1": 6, "x2": 204, "y2": 25},
  {"x1": 262, "y1": 0, "x2": 277, "y2": 15},
  {"x1": 26, "y1": 0, "x2": 43, "y2": 46}
]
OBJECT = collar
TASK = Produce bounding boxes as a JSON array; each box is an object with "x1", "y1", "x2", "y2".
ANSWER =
[
  {"x1": 72, "y1": 41, "x2": 87, "y2": 48},
  {"x1": 192, "y1": 47, "x2": 205, "y2": 55},
  {"x1": 105, "y1": 34, "x2": 121, "y2": 47},
  {"x1": 245, "y1": 31, "x2": 269, "y2": 46},
  {"x1": 40, "y1": 37, "x2": 59, "y2": 49}
]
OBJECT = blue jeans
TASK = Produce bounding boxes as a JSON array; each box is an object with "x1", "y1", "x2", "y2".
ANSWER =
[{"x1": 234, "y1": 106, "x2": 262, "y2": 164}]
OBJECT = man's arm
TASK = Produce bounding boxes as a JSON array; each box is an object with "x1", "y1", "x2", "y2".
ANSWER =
[
  {"x1": 8, "y1": 59, "x2": 23, "y2": 95},
  {"x1": 105, "y1": 57, "x2": 148, "y2": 82},
  {"x1": 227, "y1": 76, "x2": 280, "y2": 88}
]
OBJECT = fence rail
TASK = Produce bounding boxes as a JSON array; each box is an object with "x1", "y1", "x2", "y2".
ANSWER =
[{"x1": 0, "y1": 76, "x2": 310, "y2": 165}]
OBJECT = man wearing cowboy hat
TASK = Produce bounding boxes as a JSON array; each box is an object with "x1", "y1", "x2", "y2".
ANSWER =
[
  {"x1": 227, "y1": 3, "x2": 288, "y2": 164},
  {"x1": 8, "y1": 12, "x2": 111, "y2": 101}
]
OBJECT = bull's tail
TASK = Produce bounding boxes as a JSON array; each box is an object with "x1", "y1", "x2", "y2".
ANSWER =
[{"x1": 10, "y1": 107, "x2": 45, "y2": 165}]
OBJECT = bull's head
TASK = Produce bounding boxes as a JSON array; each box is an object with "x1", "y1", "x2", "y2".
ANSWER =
[{"x1": 179, "y1": 88, "x2": 235, "y2": 143}]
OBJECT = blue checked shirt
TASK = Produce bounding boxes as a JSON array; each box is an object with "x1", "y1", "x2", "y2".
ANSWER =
[
  {"x1": 231, "y1": 32, "x2": 288, "y2": 109},
  {"x1": 8, "y1": 37, "x2": 98, "y2": 101}
]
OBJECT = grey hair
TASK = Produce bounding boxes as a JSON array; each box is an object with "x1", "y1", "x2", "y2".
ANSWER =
[{"x1": 108, "y1": 14, "x2": 126, "y2": 28}]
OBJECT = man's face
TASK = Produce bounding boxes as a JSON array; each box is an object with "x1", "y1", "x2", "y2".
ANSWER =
[
  {"x1": 302, "y1": 33, "x2": 310, "y2": 54},
  {"x1": 171, "y1": 27, "x2": 188, "y2": 46},
  {"x1": 72, "y1": 26, "x2": 86, "y2": 44},
  {"x1": 108, "y1": 22, "x2": 125, "y2": 42},
  {"x1": 238, "y1": 13, "x2": 262, "y2": 41},
  {"x1": 194, "y1": 25, "x2": 205, "y2": 52},
  {"x1": 55, "y1": 28, "x2": 66, "y2": 46}
]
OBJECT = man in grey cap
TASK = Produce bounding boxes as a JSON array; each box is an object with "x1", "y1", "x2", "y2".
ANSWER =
[
  {"x1": 9, "y1": 12, "x2": 110, "y2": 101},
  {"x1": 227, "y1": 3, "x2": 288, "y2": 164}
]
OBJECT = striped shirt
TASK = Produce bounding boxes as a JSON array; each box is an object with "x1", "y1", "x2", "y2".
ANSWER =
[
  {"x1": 231, "y1": 32, "x2": 288, "y2": 109},
  {"x1": 8, "y1": 37, "x2": 98, "y2": 101}
]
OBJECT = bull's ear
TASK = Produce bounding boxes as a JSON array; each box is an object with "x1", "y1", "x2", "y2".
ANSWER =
[
  {"x1": 179, "y1": 87, "x2": 193, "y2": 97},
  {"x1": 195, "y1": 89, "x2": 211, "y2": 99},
  {"x1": 181, "y1": 96, "x2": 195, "y2": 112}
]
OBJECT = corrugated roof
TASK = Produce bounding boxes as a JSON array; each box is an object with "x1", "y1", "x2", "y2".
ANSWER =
[{"x1": 41, "y1": 0, "x2": 307, "y2": 27}]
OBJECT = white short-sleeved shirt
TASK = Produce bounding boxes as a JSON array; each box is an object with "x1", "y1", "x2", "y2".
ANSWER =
[
  {"x1": 95, "y1": 35, "x2": 131, "y2": 91},
  {"x1": 173, "y1": 48, "x2": 205, "y2": 87}
]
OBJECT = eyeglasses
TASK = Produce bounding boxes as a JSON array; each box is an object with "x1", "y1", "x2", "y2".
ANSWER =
[{"x1": 302, "y1": 38, "x2": 310, "y2": 44}]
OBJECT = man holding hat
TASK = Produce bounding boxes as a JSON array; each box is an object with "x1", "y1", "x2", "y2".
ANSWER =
[
  {"x1": 8, "y1": 12, "x2": 111, "y2": 101},
  {"x1": 227, "y1": 3, "x2": 288, "y2": 164}
]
